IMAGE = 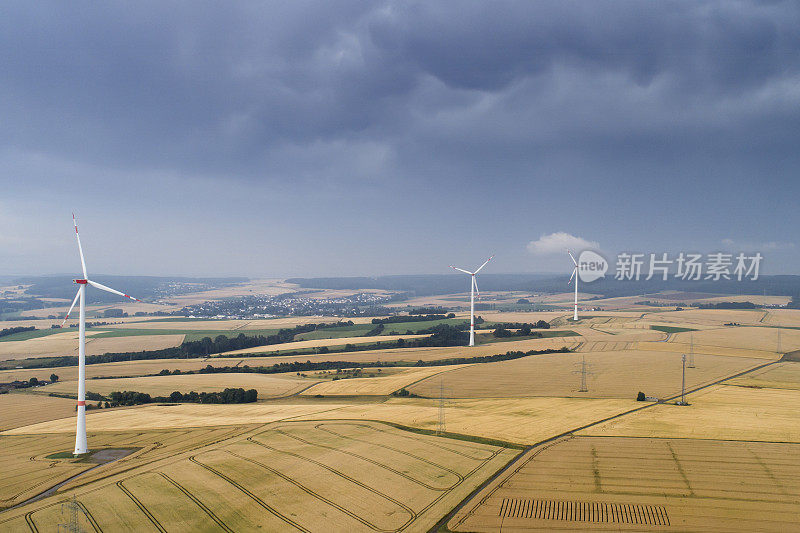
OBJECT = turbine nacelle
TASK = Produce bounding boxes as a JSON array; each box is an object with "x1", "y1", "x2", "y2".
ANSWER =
[{"x1": 74, "y1": 279, "x2": 88, "y2": 284}]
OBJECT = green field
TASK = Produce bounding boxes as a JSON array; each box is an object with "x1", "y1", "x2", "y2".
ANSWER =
[
  {"x1": 0, "y1": 328, "x2": 63, "y2": 342},
  {"x1": 650, "y1": 325, "x2": 698, "y2": 334}
]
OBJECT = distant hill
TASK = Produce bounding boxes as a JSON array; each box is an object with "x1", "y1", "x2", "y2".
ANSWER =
[
  {"x1": 287, "y1": 274, "x2": 800, "y2": 298},
  {"x1": 14, "y1": 276, "x2": 249, "y2": 304}
]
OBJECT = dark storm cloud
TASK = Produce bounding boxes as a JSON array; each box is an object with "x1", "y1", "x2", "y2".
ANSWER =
[
  {"x1": 2, "y1": 0, "x2": 798, "y2": 184},
  {"x1": 2, "y1": 1, "x2": 799, "y2": 277}
]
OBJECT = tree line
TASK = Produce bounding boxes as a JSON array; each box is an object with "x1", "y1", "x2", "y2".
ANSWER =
[
  {"x1": 154, "y1": 346, "x2": 570, "y2": 378},
  {"x1": 107, "y1": 387, "x2": 258, "y2": 406},
  {"x1": 0, "y1": 326, "x2": 35, "y2": 338},
  {"x1": 370, "y1": 313, "x2": 455, "y2": 325}
]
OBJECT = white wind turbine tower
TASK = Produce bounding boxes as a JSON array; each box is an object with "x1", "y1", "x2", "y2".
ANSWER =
[
  {"x1": 568, "y1": 251, "x2": 579, "y2": 321},
  {"x1": 62, "y1": 214, "x2": 141, "y2": 455},
  {"x1": 450, "y1": 255, "x2": 494, "y2": 347}
]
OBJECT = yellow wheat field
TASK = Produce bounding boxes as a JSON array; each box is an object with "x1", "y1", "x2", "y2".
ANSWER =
[
  {"x1": 408, "y1": 349, "x2": 770, "y2": 400},
  {"x1": 2, "y1": 402, "x2": 350, "y2": 435},
  {"x1": 579, "y1": 384, "x2": 800, "y2": 442},
  {"x1": 0, "y1": 332, "x2": 184, "y2": 360},
  {"x1": 300, "y1": 365, "x2": 471, "y2": 396},
  {"x1": 725, "y1": 361, "x2": 800, "y2": 390},
  {"x1": 0, "y1": 393, "x2": 77, "y2": 431},
  {"x1": 1, "y1": 421, "x2": 517, "y2": 532},
  {"x1": 450, "y1": 435, "x2": 800, "y2": 532}
]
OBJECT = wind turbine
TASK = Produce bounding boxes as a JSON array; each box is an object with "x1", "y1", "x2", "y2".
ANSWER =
[
  {"x1": 450, "y1": 255, "x2": 494, "y2": 347},
  {"x1": 568, "y1": 251, "x2": 579, "y2": 321},
  {"x1": 62, "y1": 214, "x2": 141, "y2": 455}
]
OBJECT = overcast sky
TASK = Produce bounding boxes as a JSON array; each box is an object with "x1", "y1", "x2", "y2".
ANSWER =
[{"x1": 1, "y1": 1, "x2": 798, "y2": 278}]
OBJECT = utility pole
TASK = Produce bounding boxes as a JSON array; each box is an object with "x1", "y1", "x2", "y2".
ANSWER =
[
  {"x1": 573, "y1": 355, "x2": 592, "y2": 392},
  {"x1": 678, "y1": 354, "x2": 688, "y2": 406}
]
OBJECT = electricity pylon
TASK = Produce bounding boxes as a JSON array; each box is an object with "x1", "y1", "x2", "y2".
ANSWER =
[{"x1": 573, "y1": 355, "x2": 593, "y2": 393}]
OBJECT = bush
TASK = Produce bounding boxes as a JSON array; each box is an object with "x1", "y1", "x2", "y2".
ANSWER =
[{"x1": 637, "y1": 391, "x2": 646, "y2": 401}]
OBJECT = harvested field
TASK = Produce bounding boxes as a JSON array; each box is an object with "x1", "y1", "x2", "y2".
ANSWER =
[
  {"x1": 2, "y1": 402, "x2": 351, "y2": 434},
  {"x1": 650, "y1": 309, "x2": 769, "y2": 327},
  {"x1": 4, "y1": 397, "x2": 634, "y2": 445},
  {"x1": 408, "y1": 350, "x2": 770, "y2": 399},
  {"x1": 294, "y1": 397, "x2": 636, "y2": 445},
  {"x1": 41, "y1": 372, "x2": 317, "y2": 399},
  {"x1": 300, "y1": 365, "x2": 470, "y2": 396},
  {"x1": 670, "y1": 326, "x2": 800, "y2": 353},
  {"x1": 1, "y1": 421, "x2": 518, "y2": 532},
  {"x1": 0, "y1": 332, "x2": 184, "y2": 360},
  {"x1": 636, "y1": 340, "x2": 778, "y2": 360},
  {"x1": 450, "y1": 435, "x2": 800, "y2": 532},
  {"x1": 0, "y1": 393, "x2": 77, "y2": 431},
  {"x1": 726, "y1": 361, "x2": 800, "y2": 390},
  {"x1": 580, "y1": 384, "x2": 800, "y2": 442}
]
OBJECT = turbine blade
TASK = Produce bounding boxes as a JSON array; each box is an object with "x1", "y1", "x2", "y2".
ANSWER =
[
  {"x1": 449, "y1": 265, "x2": 473, "y2": 275},
  {"x1": 87, "y1": 279, "x2": 141, "y2": 302},
  {"x1": 568, "y1": 266, "x2": 577, "y2": 283},
  {"x1": 473, "y1": 276, "x2": 480, "y2": 297},
  {"x1": 567, "y1": 250, "x2": 577, "y2": 266},
  {"x1": 61, "y1": 288, "x2": 81, "y2": 327},
  {"x1": 73, "y1": 213, "x2": 88, "y2": 278},
  {"x1": 473, "y1": 254, "x2": 495, "y2": 274}
]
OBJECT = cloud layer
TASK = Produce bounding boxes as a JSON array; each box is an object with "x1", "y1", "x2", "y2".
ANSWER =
[
  {"x1": 0, "y1": 1, "x2": 798, "y2": 276},
  {"x1": 527, "y1": 233, "x2": 600, "y2": 256}
]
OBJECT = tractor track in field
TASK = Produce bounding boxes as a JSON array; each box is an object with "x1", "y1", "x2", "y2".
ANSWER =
[
  {"x1": 227, "y1": 448, "x2": 413, "y2": 533},
  {"x1": 189, "y1": 455, "x2": 311, "y2": 533},
  {"x1": 116, "y1": 479, "x2": 166, "y2": 533},
  {"x1": 270, "y1": 427, "x2": 458, "y2": 491},
  {"x1": 24, "y1": 511, "x2": 37, "y2": 532},
  {"x1": 76, "y1": 500, "x2": 102, "y2": 533},
  {"x1": 244, "y1": 437, "x2": 417, "y2": 525},
  {"x1": 158, "y1": 472, "x2": 233, "y2": 533},
  {"x1": 314, "y1": 423, "x2": 469, "y2": 479}
]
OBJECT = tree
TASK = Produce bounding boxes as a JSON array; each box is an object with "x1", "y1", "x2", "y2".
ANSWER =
[
  {"x1": 637, "y1": 391, "x2": 646, "y2": 401},
  {"x1": 49, "y1": 373, "x2": 59, "y2": 382},
  {"x1": 29, "y1": 377, "x2": 39, "y2": 386},
  {"x1": 159, "y1": 369, "x2": 170, "y2": 376}
]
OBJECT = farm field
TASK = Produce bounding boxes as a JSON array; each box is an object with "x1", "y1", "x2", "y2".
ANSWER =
[
  {"x1": 669, "y1": 326, "x2": 800, "y2": 353},
  {"x1": 219, "y1": 333, "x2": 431, "y2": 356},
  {"x1": 0, "y1": 393, "x2": 78, "y2": 431},
  {"x1": 4, "y1": 396, "x2": 635, "y2": 445},
  {"x1": 0, "y1": 421, "x2": 518, "y2": 532},
  {"x1": 579, "y1": 384, "x2": 800, "y2": 442},
  {"x1": 300, "y1": 365, "x2": 471, "y2": 396},
  {"x1": 4, "y1": 306, "x2": 800, "y2": 531},
  {"x1": 726, "y1": 361, "x2": 800, "y2": 390},
  {"x1": 449, "y1": 435, "x2": 800, "y2": 532},
  {"x1": 40, "y1": 372, "x2": 317, "y2": 399},
  {"x1": 408, "y1": 349, "x2": 771, "y2": 399},
  {"x1": 0, "y1": 425, "x2": 256, "y2": 509},
  {"x1": 0, "y1": 331, "x2": 185, "y2": 360}
]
